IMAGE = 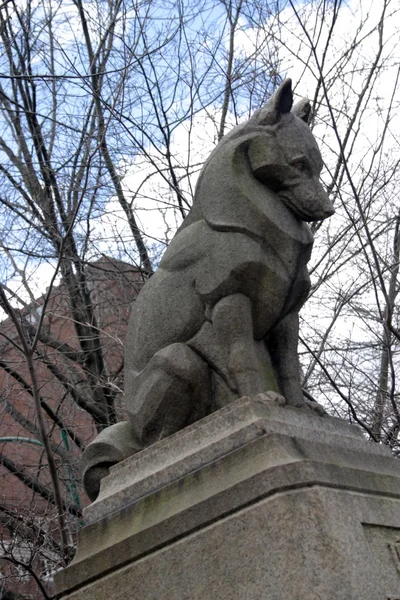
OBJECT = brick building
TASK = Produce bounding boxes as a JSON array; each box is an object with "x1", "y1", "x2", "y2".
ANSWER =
[{"x1": 0, "y1": 258, "x2": 145, "y2": 599}]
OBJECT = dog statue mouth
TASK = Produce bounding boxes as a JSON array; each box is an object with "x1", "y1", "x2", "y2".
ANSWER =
[
  {"x1": 253, "y1": 168, "x2": 334, "y2": 223},
  {"x1": 277, "y1": 190, "x2": 334, "y2": 222}
]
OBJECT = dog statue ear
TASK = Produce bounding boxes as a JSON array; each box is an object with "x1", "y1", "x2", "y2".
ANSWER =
[
  {"x1": 292, "y1": 98, "x2": 312, "y2": 124},
  {"x1": 257, "y1": 79, "x2": 293, "y2": 126}
]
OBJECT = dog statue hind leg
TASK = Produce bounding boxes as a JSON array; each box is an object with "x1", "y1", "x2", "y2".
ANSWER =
[
  {"x1": 81, "y1": 341, "x2": 210, "y2": 502},
  {"x1": 127, "y1": 342, "x2": 211, "y2": 446}
]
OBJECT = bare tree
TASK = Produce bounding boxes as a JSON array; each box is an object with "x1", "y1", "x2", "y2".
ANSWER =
[{"x1": 0, "y1": 0, "x2": 279, "y2": 595}]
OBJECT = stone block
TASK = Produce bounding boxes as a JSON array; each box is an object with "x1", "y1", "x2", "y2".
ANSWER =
[{"x1": 55, "y1": 397, "x2": 400, "y2": 600}]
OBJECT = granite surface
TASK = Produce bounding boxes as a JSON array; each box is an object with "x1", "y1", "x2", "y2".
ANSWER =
[{"x1": 56, "y1": 396, "x2": 400, "y2": 600}]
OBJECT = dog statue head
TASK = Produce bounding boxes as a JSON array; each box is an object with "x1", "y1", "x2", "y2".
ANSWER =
[
  {"x1": 190, "y1": 79, "x2": 334, "y2": 237},
  {"x1": 246, "y1": 79, "x2": 334, "y2": 222}
]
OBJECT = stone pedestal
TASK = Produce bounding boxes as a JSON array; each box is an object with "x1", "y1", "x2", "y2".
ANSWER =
[{"x1": 55, "y1": 396, "x2": 400, "y2": 600}]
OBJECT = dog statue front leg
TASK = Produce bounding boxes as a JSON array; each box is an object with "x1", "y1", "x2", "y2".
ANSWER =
[
  {"x1": 268, "y1": 311, "x2": 305, "y2": 407},
  {"x1": 212, "y1": 294, "x2": 265, "y2": 398}
]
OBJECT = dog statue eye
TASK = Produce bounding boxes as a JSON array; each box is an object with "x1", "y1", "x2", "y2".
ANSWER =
[{"x1": 292, "y1": 158, "x2": 311, "y2": 173}]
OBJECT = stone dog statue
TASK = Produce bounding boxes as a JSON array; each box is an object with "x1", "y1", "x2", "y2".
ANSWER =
[{"x1": 82, "y1": 79, "x2": 334, "y2": 501}]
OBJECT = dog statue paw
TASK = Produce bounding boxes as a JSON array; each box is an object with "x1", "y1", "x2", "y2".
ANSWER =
[
  {"x1": 304, "y1": 399, "x2": 328, "y2": 417},
  {"x1": 254, "y1": 391, "x2": 287, "y2": 407}
]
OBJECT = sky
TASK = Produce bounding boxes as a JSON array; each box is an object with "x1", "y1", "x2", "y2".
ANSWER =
[{"x1": 2, "y1": 0, "x2": 399, "y2": 343}]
